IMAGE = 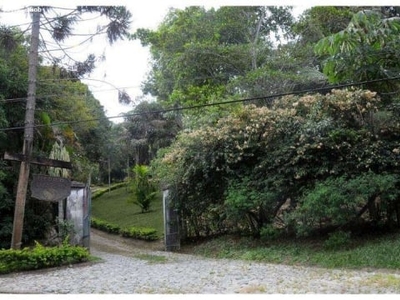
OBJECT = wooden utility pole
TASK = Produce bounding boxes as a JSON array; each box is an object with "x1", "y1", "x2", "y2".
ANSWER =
[{"x1": 10, "y1": 10, "x2": 41, "y2": 250}]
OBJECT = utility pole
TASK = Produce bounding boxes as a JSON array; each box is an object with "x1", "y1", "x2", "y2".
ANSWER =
[{"x1": 10, "y1": 10, "x2": 41, "y2": 250}]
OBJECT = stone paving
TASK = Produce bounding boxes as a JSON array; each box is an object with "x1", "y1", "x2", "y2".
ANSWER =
[{"x1": 1, "y1": 230, "x2": 400, "y2": 294}]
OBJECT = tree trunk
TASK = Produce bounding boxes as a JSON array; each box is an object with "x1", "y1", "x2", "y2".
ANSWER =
[
  {"x1": 11, "y1": 11, "x2": 41, "y2": 250},
  {"x1": 251, "y1": 9, "x2": 265, "y2": 70}
]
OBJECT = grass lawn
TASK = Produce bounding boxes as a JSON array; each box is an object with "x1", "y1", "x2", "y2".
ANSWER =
[
  {"x1": 91, "y1": 186, "x2": 164, "y2": 236},
  {"x1": 187, "y1": 232, "x2": 400, "y2": 270},
  {"x1": 91, "y1": 185, "x2": 400, "y2": 271}
]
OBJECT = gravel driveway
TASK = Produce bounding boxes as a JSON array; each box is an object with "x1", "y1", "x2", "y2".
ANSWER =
[{"x1": 1, "y1": 229, "x2": 400, "y2": 294}]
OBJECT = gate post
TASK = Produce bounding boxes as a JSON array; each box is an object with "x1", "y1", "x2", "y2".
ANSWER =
[{"x1": 163, "y1": 188, "x2": 180, "y2": 251}]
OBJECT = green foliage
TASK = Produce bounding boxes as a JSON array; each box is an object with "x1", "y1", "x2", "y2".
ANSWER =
[
  {"x1": 120, "y1": 227, "x2": 158, "y2": 241},
  {"x1": 0, "y1": 169, "x2": 13, "y2": 249},
  {"x1": 129, "y1": 165, "x2": 158, "y2": 213},
  {"x1": 91, "y1": 217, "x2": 120, "y2": 234},
  {"x1": 225, "y1": 176, "x2": 281, "y2": 234},
  {"x1": 91, "y1": 217, "x2": 158, "y2": 241},
  {"x1": 48, "y1": 141, "x2": 71, "y2": 178},
  {"x1": 92, "y1": 182, "x2": 127, "y2": 199},
  {"x1": 22, "y1": 201, "x2": 55, "y2": 247},
  {"x1": 0, "y1": 240, "x2": 89, "y2": 274},
  {"x1": 0, "y1": 8, "x2": 132, "y2": 248},
  {"x1": 294, "y1": 7, "x2": 355, "y2": 43},
  {"x1": 323, "y1": 231, "x2": 352, "y2": 250},
  {"x1": 55, "y1": 217, "x2": 76, "y2": 242},
  {"x1": 122, "y1": 101, "x2": 181, "y2": 165},
  {"x1": 190, "y1": 233, "x2": 400, "y2": 270},
  {"x1": 132, "y1": 6, "x2": 294, "y2": 105},
  {"x1": 152, "y1": 89, "x2": 400, "y2": 239},
  {"x1": 314, "y1": 9, "x2": 400, "y2": 89},
  {"x1": 91, "y1": 185, "x2": 163, "y2": 238},
  {"x1": 260, "y1": 225, "x2": 283, "y2": 241},
  {"x1": 294, "y1": 172, "x2": 400, "y2": 236}
]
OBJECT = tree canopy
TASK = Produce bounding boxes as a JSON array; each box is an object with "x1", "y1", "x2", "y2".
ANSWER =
[
  {"x1": 314, "y1": 8, "x2": 400, "y2": 90},
  {"x1": 0, "y1": 5, "x2": 132, "y2": 248},
  {"x1": 131, "y1": 6, "x2": 295, "y2": 107},
  {"x1": 2, "y1": 5, "x2": 400, "y2": 247}
]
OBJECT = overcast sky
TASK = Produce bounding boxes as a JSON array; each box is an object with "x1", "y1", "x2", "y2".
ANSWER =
[
  {"x1": 1, "y1": 0, "x2": 380, "y2": 122},
  {"x1": 0, "y1": 2, "x2": 188, "y2": 122}
]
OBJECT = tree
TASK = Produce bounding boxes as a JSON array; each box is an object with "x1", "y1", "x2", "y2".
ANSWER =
[
  {"x1": 122, "y1": 101, "x2": 181, "y2": 165},
  {"x1": 293, "y1": 6, "x2": 356, "y2": 44},
  {"x1": 5, "y1": 5, "x2": 132, "y2": 249},
  {"x1": 131, "y1": 6, "x2": 294, "y2": 108},
  {"x1": 314, "y1": 8, "x2": 400, "y2": 90}
]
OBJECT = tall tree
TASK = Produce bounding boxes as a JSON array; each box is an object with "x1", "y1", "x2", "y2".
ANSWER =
[
  {"x1": 314, "y1": 7, "x2": 400, "y2": 92},
  {"x1": 131, "y1": 6, "x2": 294, "y2": 107},
  {"x1": 123, "y1": 101, "x2": 181, "y2": 165},
  {"x1": 8, "y1": 5, "x2": 132, "y2": 249}
]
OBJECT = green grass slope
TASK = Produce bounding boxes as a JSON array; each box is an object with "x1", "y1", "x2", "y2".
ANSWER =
[{"x1": 91, "y1": 186, "x2": 164, "y2": 236}]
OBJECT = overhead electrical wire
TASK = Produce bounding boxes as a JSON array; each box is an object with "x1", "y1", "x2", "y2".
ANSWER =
[
  {"x1": 38, "y1": 30, "x2": 106, "y2": 53},
  {"x1": 0, "y1": 76, "x2": 399, "y2": 132},
  {"x1": 1, "y1": 74, "x2": 399, "y2": 104},
  {"x1": 0, "y1": 77, "x2": 133, "y2": 103},
  {"x1": 40, "y1": 14, "x2": 85, "y2": 65}
]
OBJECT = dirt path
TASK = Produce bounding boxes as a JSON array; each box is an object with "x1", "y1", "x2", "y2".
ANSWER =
[{"x1": 89, "y1": 228, "x2": 165, "y2": 255}]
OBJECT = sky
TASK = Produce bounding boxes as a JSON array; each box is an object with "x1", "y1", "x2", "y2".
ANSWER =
[
  {"x1": 0, "y1": 1, "x2": 190, "y2": 122},
  {"x1": 0, "y1": 0, "x2": 385, "y2": 123}
]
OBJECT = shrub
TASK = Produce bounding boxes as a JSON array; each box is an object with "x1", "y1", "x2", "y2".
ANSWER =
[
  {"x1": 293, "y1": 172, "x2": 400, "y2": 236},
  {"x1": 0, "y1": 239, "x2": 89, "y2": 274},
  {"x1": 120, "y1": 227, "x2": 158, "y2": 241},
  {"x1": 91, "y1": 217, "x2": 159, "y2": 241},
  {"x1": 129, "y1": 165, "x2": 158, "y2": 213},
  {"x1": 323, "y1": 231, "x2": 352, "y2": 250},
  {"x1": 260, "y1": 225, "x2": 283, "y2": 241},
  {"x1": 152, "y1": 89, "x2": 400, "y2": 239},
  {"x1": 91, "y1": 217, "x2": 120, "y2": 234}
]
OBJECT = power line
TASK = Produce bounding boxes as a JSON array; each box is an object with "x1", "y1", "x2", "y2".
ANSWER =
[
  {"x1": 0, "y1": 92, "x2": 89, "y2": 104},
  {"x1": 38, "y1": 29, "x2": 106, "y2": 53},
  {"x1": 41, "y1": 14, "x2": 85, "y2": 65},
  {"x1": 1, "y1": 76, "x2": 399, "y2": 132},
  {"x1": 0, "y1": 77, "x2": 130, "y2": 103},
  {"x1": 1, "y1": 70, "x2": 399, "y2": 104}
]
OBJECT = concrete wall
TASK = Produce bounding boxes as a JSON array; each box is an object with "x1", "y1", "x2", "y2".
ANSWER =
[{"x1": 66, "y1": 182, "x2": 91, "y2": 248}]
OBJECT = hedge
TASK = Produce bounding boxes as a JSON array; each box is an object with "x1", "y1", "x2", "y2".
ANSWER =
[
  {"x1": 91, "y1": 182, "x2": 127, "y2": 200},
  {"x1": 0, "y1": 241, "x2": 89, "y2": 274},
  {"x1": 91, "y1": 217, "x2": 159, "y2": 241}
]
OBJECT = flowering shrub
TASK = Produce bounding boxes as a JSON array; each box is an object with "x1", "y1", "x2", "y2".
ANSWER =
[{"x1": 152, "y1": 89, "x2": 400, "y2": 239}]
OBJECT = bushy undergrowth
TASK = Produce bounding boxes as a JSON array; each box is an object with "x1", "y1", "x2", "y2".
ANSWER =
[
  {"x1": 91, "y1": 217, "x2": 158, "y2": 241},
  {"x1": 0, "y1": 240, "x2": 89, "y2": 274},
  {"x1": 120, "y1": 227, "x2": 158, "y2": 241},
  {"x1": 152, "y1": 89, "x2": 400, "y2": 239},
  {"x1": 189, "y1": 233, "x2": 400, "y2": 270},
  {"x1": 323, "y1": 231, "x2": 352, "y2": 250}
]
